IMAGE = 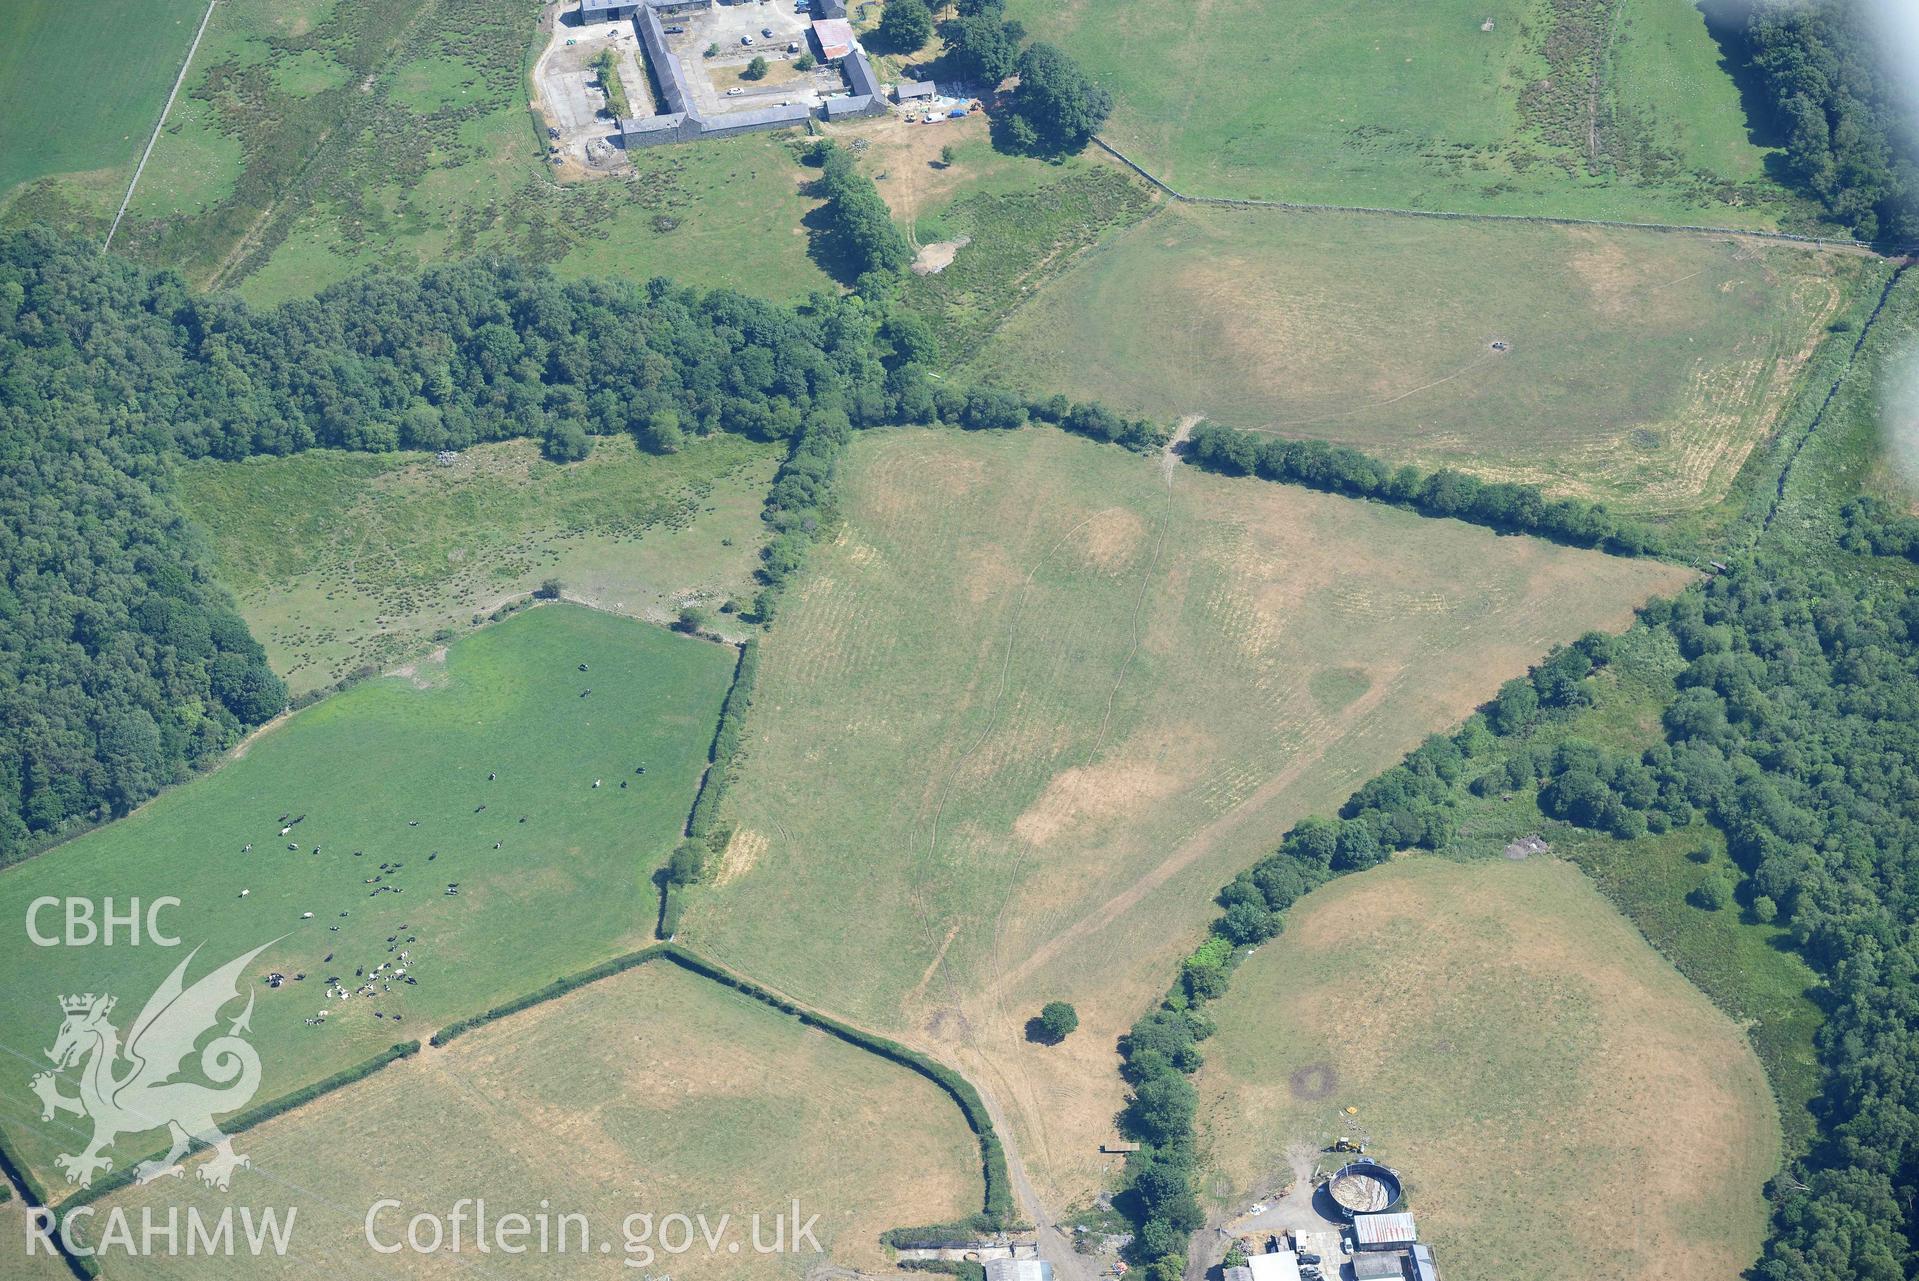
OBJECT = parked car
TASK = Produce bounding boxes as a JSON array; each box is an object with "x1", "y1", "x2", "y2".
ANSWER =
[
  {"x1": 787, "y1": 41, "x2": 800, "y2": 51},
  {"x1": 664, "y1": 24, "x2": 684, "y2": 32},
  {"x1": 741, "y1": 34, "x2": 753, "y2": 44},
  {"x1": 727, "y1": 87, "x2": 745, "y2": 95},
  {"x1": 762, "y1": 26, "x2": 774, "y2": 36}
]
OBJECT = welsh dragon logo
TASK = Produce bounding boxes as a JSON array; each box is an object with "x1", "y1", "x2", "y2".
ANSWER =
[{"x1": 30, "y1": 943, "x2": 272, "y2": 1191}]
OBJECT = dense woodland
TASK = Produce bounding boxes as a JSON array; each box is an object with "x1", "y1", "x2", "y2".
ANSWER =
[
  {"x1": 1746, "y1": 0, "x2": 1919, "y2": 243},
  {"x1": 0, "y1": 231, "x2": 1158, "y2": 860}
]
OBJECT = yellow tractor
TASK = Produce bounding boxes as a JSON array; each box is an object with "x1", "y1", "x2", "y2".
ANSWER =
[{"x1": 1330, "y1": 1137, "x2": 1366, "y2": 1154}]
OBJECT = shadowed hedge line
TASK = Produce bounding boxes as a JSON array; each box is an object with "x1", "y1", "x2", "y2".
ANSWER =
[
  {"x1": 899, "y1": 1258, "x2": 989, "y2": 1281},
  {"x1": 662, "y1": 639, "x2": 760, "y2": 937},
  {"x1": 420, "y1": 940, "x2": 1012, "y2": 1233},
  {"x1": 656, "y1": 946, "x2": 1016, "y2": 1232},
  {"x1": 429, "y1": 945, "x2": 672, "y2": 1047},
  {"x1": 1183, "y1": 421, "x2": 1661, "y2": 557}
]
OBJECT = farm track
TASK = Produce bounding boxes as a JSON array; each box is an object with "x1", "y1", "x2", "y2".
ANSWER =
[{"x1": 1091, "y1": 137, "x2": 1909, "y2": 257}]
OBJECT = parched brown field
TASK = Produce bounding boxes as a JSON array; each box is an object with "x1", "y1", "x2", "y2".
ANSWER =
[
  {"x1": 969, "y1": 204, "x2": 1880, "y2": 515},
  {"x1": 1199, "y1": 857, "x2": 1779, "y2": 1281},
  {"x1": 680, "y1": 426, "x2": 1693, "y2": 1206},
  {"x1": 80, "y1": 960, "x2": 981, "y2": 1279}
]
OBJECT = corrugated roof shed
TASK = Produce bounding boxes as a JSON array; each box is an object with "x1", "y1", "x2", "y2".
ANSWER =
[
  {"x1": 896, "y1": 78, "x2": 936, "y2": 99},
  {"x1": 1352, "y1": 1212, "x2": 1417, "y2": 1250},
  {"x1": 1350, "y1": 1254, "x2": 1405, "y2": 1281},
  {"x1": 1224, "y1": 1267, "x2": 1254, "y2": 1281},
  {"x1": 983, "y1": 1262, "x2": 1052, "y2": 1281},
  {"x1": 811, "y1": 17, "x2": 856, "y2": 59},
  {"x1": 1245, "y1": 1252, "x2": 1300, "y2": 1281},
  {"x1": 1408, "y1": 1244, "x2": 1439, "y2": 1281}
]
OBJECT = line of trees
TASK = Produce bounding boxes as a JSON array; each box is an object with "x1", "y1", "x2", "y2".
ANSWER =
[
  {"x1": 1745, "y1": 0, "x2": 1919, "y2": 244},
  {"x1": 0, "y1": 231, "x2": 1168, "y2": 862},
  {"x1": 1184, "y1": 421, "x2": 1659, "y2": 555},
  {"x1": 810, "y1": 141, "x2": 915, "y2": 287}
]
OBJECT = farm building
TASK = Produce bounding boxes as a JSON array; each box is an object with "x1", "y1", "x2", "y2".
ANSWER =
[
  {"x1": 1225, "y1": 1267, "x2": 1254, "y2": 1281},
  {"x1": 1408, "y1": 1244, "x2": 1440, "y2": 1281},
  {"x1": 618, "y1": 5, "x2": 815, "y2": 147},
  {"x1": 1350, "y1": 1255, "x2": 1405, "y2": 1281},
  {"x1": 1351, "y1": 1211, "x2": 1418, "y2": 1251},
  {"x1": 580, "y1": 0, "x2": 708, "y2": 21},
  {"x1": 811, "y1": 18, "x2": 857, "y2": 60},
  {"x1": 983, "y1": 1261, "x2": 1053, "y2": 1281},
  {"x1": 896, "y1": 78, "x2": 936, "y2": 102},
  {"x1": 1245, "y1": 1251, "x2": 1301, "y2": 1281}
]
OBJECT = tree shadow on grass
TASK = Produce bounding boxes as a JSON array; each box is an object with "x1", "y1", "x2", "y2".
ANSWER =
[
  {"x1": 799, "y1": 197, "x2": 864, "y2": 288},
  {"x1": 1024, "y1": 1016, "x2": 1064, "y2": 1045}
]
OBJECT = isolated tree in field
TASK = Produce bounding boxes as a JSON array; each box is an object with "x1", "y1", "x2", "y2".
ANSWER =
[
  {"x1": 1032, "y1": 1000, "x2": 1078, "y2": 1043},
  {"x1": 1006, "y1": 42, "x2": 1111, "y2": 151},
  {"x1": 938, "y1": 144, "x2": 956, "y2": 166},
  {"x1": 743, "y1": 55, "x2": 769, "y2": 80},
  {"x1": 879, "y1": 0, "x2": 934, "y2": 50},
  {"x1": 535, "y1": 578, "x2": 565, "y2": 599},
  {"x1": 1692, "y1": 872, "x2": 1733, "y2": 911},
  {"x1": 794, "y1": 51, "x2": 816, "y2": 70},
  {"x1": 676, "y1": 604, "x2": 713, "y2": 635}
]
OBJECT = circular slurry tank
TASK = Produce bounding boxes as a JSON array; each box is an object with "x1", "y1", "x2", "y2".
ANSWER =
[{"x1": 1327, "y1": 1160, "x2": 1404, "y2": 1217}]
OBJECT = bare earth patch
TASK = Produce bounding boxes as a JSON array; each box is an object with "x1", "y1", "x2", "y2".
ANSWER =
[{"x1": 913, "y1": 236, "x2": 970, "y2": 275}]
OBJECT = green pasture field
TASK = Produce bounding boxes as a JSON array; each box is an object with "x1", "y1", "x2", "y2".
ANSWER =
[
  {"x1": 0, "y1": 0, "x2": 206, "y2": 225},
  {"x1": 1198, "y1": 857, "x2": 1779, "y2": 1281},
  {"x1": 101, "y1": 0, "x2": 834, "y2": 302},
  {"x1": 76, "y1": 959, "x2": 984, "y2": 1278},
  {"x1": 679, "y1": 426, "x2": 1691, "y2": 1206},
  {"x1": 174, "y1": 435, "x2": 779, "y2": 697},
  {"x1": 0, "y1": 604, "x2": 735, "y2": 1192},
  {"x1": 1005, "y1": 0, "x2": 1799, "y2": 223},
  {"x1": 969, "y1": 202, "x2": 1880, "y2": 517}
]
